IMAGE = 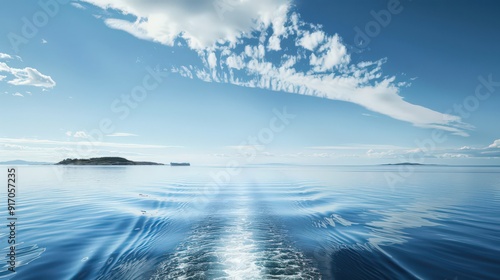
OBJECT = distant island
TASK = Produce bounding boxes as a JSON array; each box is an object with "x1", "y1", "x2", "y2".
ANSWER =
[
  {"x1": 170, "y1": 162, "x2": 190, "y2": 166},
  {"x1": 56, "y1": 157, "x2": 164, "y2": 166}
]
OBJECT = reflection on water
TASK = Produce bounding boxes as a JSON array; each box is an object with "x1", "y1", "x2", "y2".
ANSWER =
[{"x1": 0, "y1": 165, "x2": 499, "y2": 279}]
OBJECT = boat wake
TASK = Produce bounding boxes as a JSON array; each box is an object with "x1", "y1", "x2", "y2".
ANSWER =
[{"x1": 151, "y1": 187, "x2": 321, "y2": 279}]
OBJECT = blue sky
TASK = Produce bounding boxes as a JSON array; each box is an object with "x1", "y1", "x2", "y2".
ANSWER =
[{"x1": 0, "y1": 0, "x2": 499, "y2": 165}]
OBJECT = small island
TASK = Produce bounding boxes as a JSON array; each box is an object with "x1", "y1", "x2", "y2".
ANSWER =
[
  {"x1": 56, "y1": 157, "x2": 164, "y2": 166},
  {"x1": 170, "y1": 162, "x2": 190, "y2": 166}
]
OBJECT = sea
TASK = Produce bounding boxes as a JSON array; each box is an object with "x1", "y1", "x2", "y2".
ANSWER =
[{"x1": 1, "y1": 165, "x2": 499, "y2": 279}]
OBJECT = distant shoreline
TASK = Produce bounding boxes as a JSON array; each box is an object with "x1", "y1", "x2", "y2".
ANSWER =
[
  {"x1": 380, "y1": 162, "x2": 439, "y2": 166},
  {"x1": 55, "y1": 157, "x2": 164, "y2": 166},
  {"x1": 1, "y1": 160, "x2": 499, "y2": 167}
]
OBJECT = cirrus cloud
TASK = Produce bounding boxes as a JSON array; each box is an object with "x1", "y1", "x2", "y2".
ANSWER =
[{"x1": 82, "y1": 0, "x2": 471, "y2": 136}]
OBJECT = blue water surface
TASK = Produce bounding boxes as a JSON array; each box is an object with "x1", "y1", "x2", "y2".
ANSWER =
[{"x1": 1, "y1": 165, "x2": 499, "y2": 279}]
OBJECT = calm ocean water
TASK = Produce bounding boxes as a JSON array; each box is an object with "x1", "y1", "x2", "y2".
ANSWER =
[{"x1": 1, "y1": 165, "x2": 499, "y2": 279}]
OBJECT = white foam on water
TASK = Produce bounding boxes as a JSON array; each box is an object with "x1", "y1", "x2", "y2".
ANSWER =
[
  {"x1": 216, "y1": 212, "x2": 265, "y2": 279},
  {"x1": 151, "y1": 184, "x2": 322, "y2": 279}
]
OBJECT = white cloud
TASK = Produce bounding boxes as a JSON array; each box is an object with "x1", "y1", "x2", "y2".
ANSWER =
[
  {"x1": 9, "y1": 67, "x2": 56, "y2": 87},
  {"x1": 341, "y1": 139, "x2": 500, "y2": 159},
  {"x1": 268, "y1": 35, "x2": 281, "y2": 51},
  {"x1": 70, "y1": 131, "x2": 138, "y2": 139},
  {"x1": 0, "y1": 62, "x2": 9, "y2": 72},
  {"x1": 309, "y1": 34, "x2": 350, "y2": 72},
  {"x1": 171, "y1": 66, "x2": 194, "y2": 79},
  {"x1": 0, "y1": 62, "x2": 56, "y2": 88},
  {"x1": 297, "y1": 31, "x2": 326, "y2": 51},
  {"x1": 85, "y1": 1, "x2": 470, "y2": 136},
  {"x1": 226, "y1": 55, "x2": 245, "y2": 70},
  {"x1": 178, "y1": 27, "x2": 467, "y2": 135},
  {"x1": 207, "y1": 52, "x2": 217, "y2": 69},
  {"x1": 41, "y1": 39, "x2": 48, "y2": 44},
  {"x1": 434, "y1": 141, "x2": 500, "y2": 159},
  {"x1": 437, "y1": 153, "x2": 469, "y2": 159},
  {"x1": 190, "y1": 55, "x2": 469, "y2": 136},
  {"x1": 488, "y1": 139, "x2": 500, "y2": 148},
  {"x1": 107, "y1": 133, "x2": 138, "y2": 137},
  {"x1": 12, "y1": 92, "x2": 24, "y2": 97},
  {"x1": 0, "y1": 75, "x2": 6, "y2": 81},
  {"x1": 103, "y1": 18, "x2": 154, "y2": 42},
  {"x1": 73, "y1": 131, "x2": 90, "y2": 139},
  {"x1": 267, "y1": 4, "x2": 290, "y2": 51},
  {"x1": 71, "y1": 2, "x2": 86, "y2": 9},
  {"x1": 81, "y1": 0, "x2": 290, "y2": 50},
  {"x1": 0, "y1": 53, "x2": 12, "y2": 60},
  {"x1": 244, "y1": 45, "x2": 265, "y2": 60}
]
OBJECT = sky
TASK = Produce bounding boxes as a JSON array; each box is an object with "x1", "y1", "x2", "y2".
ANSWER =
[{"x1": 0, "y1": 0, "x2": 499, "y2": 165}]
